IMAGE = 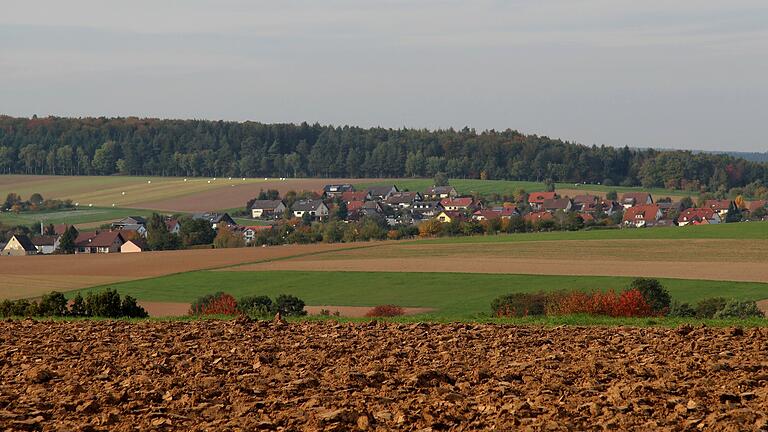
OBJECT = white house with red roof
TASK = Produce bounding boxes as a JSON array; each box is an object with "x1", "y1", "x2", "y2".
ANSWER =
[
  {"x1": 528, "y1": 192, "x2": 557, "y2": 210},
  {"x1": 440, "y1": 197, "x2": 477, "y2": 211},
  {"x1": 622, "y1": 204, "x2": 662, "y2": 227},
  {"x1": 677, "y1": 208, "x2": 721, "y2": 226}
]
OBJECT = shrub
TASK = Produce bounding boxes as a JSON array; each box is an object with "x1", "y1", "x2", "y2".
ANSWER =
[
  {"x1": 190, "y1": 292, "x2": 225, "y2": 314},
  {"x1": 546, "y1": 289, "x2": 653, "y2": 318},
  {"x1": 629, "y1": 278, "x2": 671, "y2": 314},
  {"x1": 85, "y1": 289, "x2": 123, "y2": 318},
  {"x1": 38, "y1": 291, "x2": 68, "y2": 317},
  {"x1": 668, "y1": 301, "x2": 696, "y2": 318},
  {"x1": 695, "y1": 297, "x2": 727, "y2": 318},
  {"x1": 120, "y1": 296, "x2": 149, "y2": 318},
  {"x1": 70, "y1": 293, "x2": 86, "y2": 317},
  {"x1": 491, "y1": 293, "x2": 548, "y2": 317},
  {"x1": 190, "y1": 292, "x2": 238, "y2": 316},
  {"x1": 714, "y1": 300, "x2": 764, "y2": 319},
  {"x1": 365, "y1": 305, "x2": 405, "y2": 317},
  {"x1": 0, "y1": 300, "x2": 12, "y2": 317},
  {"x1": 238, "y1": 295, "x2": 273, "y2": 316},
  {"x1": 274, "y1": 294, "x2": 307, "y2": 316}
]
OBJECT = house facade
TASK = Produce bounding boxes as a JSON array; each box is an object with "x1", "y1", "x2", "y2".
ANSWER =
[
  {"x1": 250, "y1": 200, "x2": 286, "y2": 219},
  {"x1": 1, "y1": 235, "x2": 38, "y2": 256},
  {"x1": 292, "y1": 200, "x2": 329, "y2": 220},
  {"x1": 75, "y1": 231, "x2": 125, "y2": 254},
  {"x1": 424, "y1": 186, "x2": 458, "y2": 200},
  {"x1": 622, "y1": 204, "x2": 662, "y2": 227}
]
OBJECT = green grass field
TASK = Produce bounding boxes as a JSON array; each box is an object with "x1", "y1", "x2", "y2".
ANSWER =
[
  {"x1": 0, "y1": 207, "x2": 156, "y2": 227},
  {"x1": 419, "y1": 221, "x2": 768, "y2": 244},
  {"x1": 75, "y1": 271, "x2": 768, "y2": 319},
  {"x1": 356, "y1": 178, "x2": 688, "y2": 199}
]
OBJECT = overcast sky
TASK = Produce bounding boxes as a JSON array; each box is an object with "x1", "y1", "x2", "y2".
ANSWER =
[{"x1": 1, "y1": 1, "x2": 767, "y2": 152}]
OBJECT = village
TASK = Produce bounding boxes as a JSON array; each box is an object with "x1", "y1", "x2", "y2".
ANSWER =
[{"x1": 1, "y1": 183, "x2": 767, "y2": 256}]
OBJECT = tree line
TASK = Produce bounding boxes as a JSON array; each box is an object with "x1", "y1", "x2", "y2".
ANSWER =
[{"x1": 0, "y1": 116, "x2": 765, "y2": 192}]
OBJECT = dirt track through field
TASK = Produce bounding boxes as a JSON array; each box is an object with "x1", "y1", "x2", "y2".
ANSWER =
[
  {"x1": 3, "y1": 320, "x2": 767, "y2": 430},
  {"x1": 226, "y1": 239, "x2": 768, "y2": 283},
  {"x1": 0, "y1": 243, "x2": 361, "y2": 300}
]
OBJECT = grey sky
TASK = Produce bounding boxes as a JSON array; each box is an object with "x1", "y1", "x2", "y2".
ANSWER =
[{"x1": 1, "y1": 1, "x2": 766, "y2": 152}]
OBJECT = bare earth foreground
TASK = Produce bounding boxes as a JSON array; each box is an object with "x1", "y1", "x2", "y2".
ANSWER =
[{"x1": 2, "y1": 320, "x2": 768, "y2": 431}]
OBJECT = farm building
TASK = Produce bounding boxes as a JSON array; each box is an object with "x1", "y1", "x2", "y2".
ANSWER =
[
  {"x1": 1, "y1": 235, "x2": 38, "y2": 256},
  {"x1": 32, "y1": 235, "x2": 59, "y2": 254}
]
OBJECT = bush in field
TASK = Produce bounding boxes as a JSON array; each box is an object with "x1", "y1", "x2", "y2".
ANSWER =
[
  {"x1": 120, "y1": 296, "x2": 149, "y2": 318},
  {"x1": 85, "y1": 289, "x2": 123, "y2": 318},
  {"x1": 629, "y1": 278, "x2": 671, "y2": 314},
  {"x1": 190, "y1": 292, "x2": 225, "y2": 314},
  {"x1": 37, "y1": 291, "x2": 68, "y2": 317},
  {"x1": 274, "y1": 294, "x2": 307, "y2": 316},
  {"x1": 714, "y1": 300, "x2": 764, "y2": 319},
  {"x1": 491, "y1": 293, "x2": 548, "y2": 317},
  {"x1": 190, "y1": 292, "x2": 238, "y2": 316},
  {"x1": 546, "y1": 289, "x2": 653, "y2": 318},
  {"x1": 70, "y1": 293, "x2": 87, "y2": 317},
  {"x1": 695, "y1": 297, "x2": 727, "y2": 318},
  {"x1": 365, "y1": 305, "x2": 405, "y2": 317},
  {"x1": 668, "y1": 301, "x2": 696, "y2": 318},
  {"x1": 238, "y1": 295, "x2": 273, "y2": 316}
]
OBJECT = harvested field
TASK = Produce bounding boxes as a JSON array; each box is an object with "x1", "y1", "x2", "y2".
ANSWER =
[
  {"x1": 0, "y1": 175, "x2": 387, "y2": 212},
  {"x1": 137, "y1": 302, "x2": 191, "y2": 318},
  {"x1": 0, "y1": 243, "x2": 358, "y2": 300},
  {"x1": 132, "y1": 178, "x2": 385, "y2": 212},
  {"x1": 227, "y1": 239, "x2": 768, "y2": 283},
  {"x1": 2, "y1": 320, "x2": 767, "y2": 430}
]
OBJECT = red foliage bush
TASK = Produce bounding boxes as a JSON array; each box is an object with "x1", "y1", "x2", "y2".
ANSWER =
[
  {"x1": 547, "y1": 289, "x2": 653, "y2": 318},
  {"x1": 190, "y1": 293, "x2": 239, "y2": 316},
  {"x1": 365, "y1": 305, "x2": 405, "y2": 317}
]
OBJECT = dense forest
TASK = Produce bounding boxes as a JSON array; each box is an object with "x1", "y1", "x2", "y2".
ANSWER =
[{"x1": 0, "y1": 116, "x2": 765, "y2": 194}]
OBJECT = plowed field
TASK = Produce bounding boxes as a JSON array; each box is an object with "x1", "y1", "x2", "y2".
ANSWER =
[{"x1": 2, "y1": 320, "x2": 767, "y2": 430}]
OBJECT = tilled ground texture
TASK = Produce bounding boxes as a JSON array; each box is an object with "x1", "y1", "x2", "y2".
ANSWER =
[{"x1": 1, "y1": 320, "x2": 767, "y2": 431}]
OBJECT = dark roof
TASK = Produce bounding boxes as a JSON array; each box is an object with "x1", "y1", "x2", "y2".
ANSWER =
[
  {"x1": 75, "y1": 231, "x2": 124, "y2": 248},
  {"x1": 386, "y1": 192, "x2": 422, "y2": 204},
  {"x1": 32, "y1": 235, "x2": 58, "y2": 247},
  {"x1": 367, "y1": 185, "x2": 398, "y2": 197},
  {"x1": 425, "y1": 186, "x2": 456, "y2": 194},
  {"x1": 11, "y1": 235, "x2": 37, "y2": 252},
  {"x1": 192, "y1": 212, "x2": 235, "y2": 224},
  {"x1": 249, "y1": 200, "x2": 284, "y2": 210},
  {"x1": 323, "y1": 184, "x2": 354, "y2": 193},
  {"x1": 292, "y1": 200, "x2": 326, "y2": 212}
]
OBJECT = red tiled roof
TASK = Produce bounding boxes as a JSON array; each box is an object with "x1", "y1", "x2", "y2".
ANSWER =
[
  {"x1": 346, "y1": 200, "x2": 365, "y2": 212},
  {"x1": 679, "y1": 208, "x2": 716, "y2": 222},
  {"x1": 473, "y1": 210, "x2": 501, "y2": 220},
  {"x1": 621, "y1": 192, "x2": 652, "y2": 204},
  {"x1": 528, "y1": 192, "x2": 556, "y2": 203},
  {"x1": 440, "y1": 197, "x2": 474, "y2": 207},
  {"x1": 578, "y1": 212, "x2": 595, "y2": 222},
  {"x1": 341, "y1": 191, "x2": 369, "y2": 202},
  {"x1": 622, "y1": 204, "x2": 661, "y2": 222},
  {"x1": 704, "y1": 200, "x2": 731, "y2": 211},
  {"x1": 524, "y1": 211, "x2": 553, "y2": 222},
  {"x1": 748, "y1": 200, "x2": 767, "y2": 212}
]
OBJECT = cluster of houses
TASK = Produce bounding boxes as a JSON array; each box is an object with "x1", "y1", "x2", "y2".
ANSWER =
[
  {"x1": 0, "y1": 212, "x2": 231, "y2": 257},
  {"x1": 2, "y1": 183, "x2": 766, "y2": 256},
  {"x1": 247, "y1": 184, "x2": 768, "y2": 229}
]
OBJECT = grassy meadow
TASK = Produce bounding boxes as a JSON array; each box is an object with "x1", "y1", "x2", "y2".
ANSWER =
[
  {"x1": 0, "y1": 207, "x2": 156, "y2": 227},
  {"x1": 75, "y1": 270, "x2": 768, "y2": 319},
  {"x1": 356, "y1": 178, "x2": 688, "y2": 199}
]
